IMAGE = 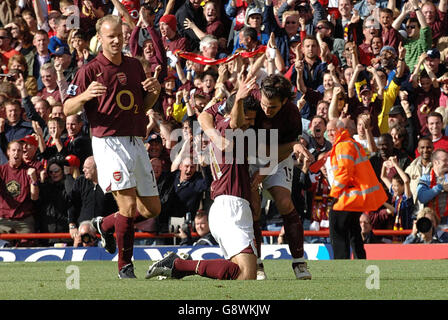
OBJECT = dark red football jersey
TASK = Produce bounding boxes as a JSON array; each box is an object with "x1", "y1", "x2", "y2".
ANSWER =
[
  {"x1": 255, "y1": 101, "x2": 302, "y2": 144},
  {"x1": 66, "y1": 52, "x2": 149, "y2": 138},
  {"x1": 0, "y1": 164, "x2": 34, "y2": 219},
  {"x1": 209, "y1": 117, "x2": 251, "y2": 202}
]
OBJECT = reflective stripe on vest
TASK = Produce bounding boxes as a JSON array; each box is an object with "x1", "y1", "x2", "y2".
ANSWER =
[{"x1": 341, "y1": 185, "x2": 381, "y2": 198}]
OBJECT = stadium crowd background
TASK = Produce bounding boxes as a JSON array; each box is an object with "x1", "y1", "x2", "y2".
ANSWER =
[{"x1": 0, "y1": 0, "x2": 448, "y2": 248}]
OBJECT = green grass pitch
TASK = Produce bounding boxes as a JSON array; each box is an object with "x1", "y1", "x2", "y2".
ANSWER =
[{"x1": 1, "y1": 259, "x2": 447, "y2": 300}]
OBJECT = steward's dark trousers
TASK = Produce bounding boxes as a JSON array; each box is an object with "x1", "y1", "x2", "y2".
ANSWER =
[{"x1": 329, "y1": 209, "x2": 366, "y2": 259}]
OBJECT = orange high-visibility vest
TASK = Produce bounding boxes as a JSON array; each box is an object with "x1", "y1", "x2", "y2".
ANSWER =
[{"x1": 329, "y1": 129, "x2": 388, "y2": 212}]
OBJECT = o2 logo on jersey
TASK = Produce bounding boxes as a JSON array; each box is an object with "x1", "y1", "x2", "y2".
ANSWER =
[{"x1": 116, "y1": 89, "x2": 141, "y2": 114}]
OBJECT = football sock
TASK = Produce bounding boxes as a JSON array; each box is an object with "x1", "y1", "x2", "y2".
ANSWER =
[
  {"x1": 100, "y1": 212, "x2": 117, "y2": 233},
  {"x1": 115, "y1": 214, "x2": 135, "y2": 271},
  {"x1": 282, "y1": 208, "x2": 305, "y2": 267},
  {"x1": 100, "y1": 211, "x2": 146, "y2": 234},
  {"x1": 173, "y1": 259, "x2": 240, "y2": 280}
]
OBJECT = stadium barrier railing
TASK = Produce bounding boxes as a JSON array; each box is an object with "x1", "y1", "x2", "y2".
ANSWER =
[{"x1": 0, "y1": 229, "x2": 418, "y2": 241}]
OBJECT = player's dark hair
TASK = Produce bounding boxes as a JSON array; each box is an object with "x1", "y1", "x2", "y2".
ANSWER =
[
  {"x1": 243, "y1": 95, "x2": 260, "y2": 113},
  {"x1": 261, "y1": 74, "x2": 294, "y2": 101}
]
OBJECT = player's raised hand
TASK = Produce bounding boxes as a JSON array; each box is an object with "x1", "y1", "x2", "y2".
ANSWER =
[
  {"x1": 235, "y1": 71, "x2": 256, "y2": 101},
  {"x1": 141, "y1": 76, "x2": 161, "y2": 94}
]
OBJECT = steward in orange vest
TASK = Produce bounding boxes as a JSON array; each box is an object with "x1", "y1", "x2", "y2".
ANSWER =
[{"x1": 329, "y1": 128, "x2": 388, "y2": 212}]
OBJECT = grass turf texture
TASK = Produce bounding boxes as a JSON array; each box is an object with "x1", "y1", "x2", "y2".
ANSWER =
[{"x1": 1, "y1": 259, "x2": 447, "y2": 300}]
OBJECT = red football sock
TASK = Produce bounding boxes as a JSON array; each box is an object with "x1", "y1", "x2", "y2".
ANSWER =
[
  {"x1": 101, "y1": 211, "x2": 146, "y2": 234},
  {"x1": 173, "y1": 259, "x2": 240, "y2": 280},
  {"x1": 282, "y1": 208, "x2": 304, "y2": 261},
  {"x1": 115, "y1": 214, "x2": 135, "y2": 271},
  {"x1": 101, "y1": 212, "x2": 117, "y2": 233}
]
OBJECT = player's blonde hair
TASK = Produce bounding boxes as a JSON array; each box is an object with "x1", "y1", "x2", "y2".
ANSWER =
[{"x1": 95, "y1": 14, "x2": 122, "y2": 35}]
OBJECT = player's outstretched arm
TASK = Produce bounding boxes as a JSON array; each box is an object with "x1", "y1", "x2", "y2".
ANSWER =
[{"x1": 64, "y1": 81, "x2": 107, "y2": 116}]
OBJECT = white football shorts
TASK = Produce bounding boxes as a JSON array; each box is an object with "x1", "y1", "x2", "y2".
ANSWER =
[
  {"x1": 208, "y1": 195, "x2": 256, "y2": 260},
  {"x1": 249, "y1": 154, "x2": 294, "y2": 200},
  {"x1": 92, "y1": 136, "x2": 159, "y2": 197}
]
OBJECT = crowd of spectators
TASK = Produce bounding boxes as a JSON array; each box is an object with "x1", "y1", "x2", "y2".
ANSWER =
[{"x1": 0, "y1": 0, "x2": 448, "y2": 248}]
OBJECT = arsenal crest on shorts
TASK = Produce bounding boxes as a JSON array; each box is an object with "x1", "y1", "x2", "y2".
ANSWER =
[
  {"x1": 116, "y1": 72, "x2": 127, "y2": 86},
  {"x1": 113, "y1": 171, "x2": 122, "y2": 182}
]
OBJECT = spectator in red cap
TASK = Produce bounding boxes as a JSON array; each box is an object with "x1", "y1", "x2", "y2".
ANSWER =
[
  {"x1": 20, "y1": 134, "x2": 44, "y2": 179},
  {"x1": 159, "y1": 13, "x2": 189, "y2": 55}
]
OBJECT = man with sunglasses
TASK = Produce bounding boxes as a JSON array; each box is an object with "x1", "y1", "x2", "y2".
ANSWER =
[
  {"x1": 359, "y1": 17, "x2": 381, "y2": 66},
  {"x1": 0, "y1": 28, "x2": 19, "y2": 67},
  {"x1": 392, "y1": 0, "x2": 431, "y2": 72}
]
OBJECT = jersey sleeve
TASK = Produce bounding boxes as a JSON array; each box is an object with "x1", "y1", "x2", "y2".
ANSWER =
[{"x1": 64, "y1": 66, "x2": 92, "y2": 102}]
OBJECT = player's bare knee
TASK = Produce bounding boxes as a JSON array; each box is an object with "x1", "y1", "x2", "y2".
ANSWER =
[
  {"x1": 236, "y1": 264, "x2": 257, "y2": 280},
  {"x1": 137, "y1": 197, "x2": 161, "y2": 219}
]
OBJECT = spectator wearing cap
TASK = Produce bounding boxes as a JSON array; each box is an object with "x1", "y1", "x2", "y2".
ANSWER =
[
  {"x1": 48, "y1": 15, "x2": 70, "y2": 54},
  {"x1": 225, "y1": 0, "x2": 263, "y2": 50},
  {"x1": 52, "y1": 46, "x2": 78, "y2": 87},
  {"x1": 388, "y1": 105, "x2": 418, "y2": 158},
  {"x1": 145, "y1": 132, "x2": 171, "y2": 172},
  {"x1": 424, "y1": 47, "x2": 447, "y2": 78},
  {"x1": 175, "y1": 0, "x2": 207, "y2": 51},
  {"x1": 242, "y1": 6, "x2": 268, "y2": 45},
  {"x1": 20, "y1": 134, "x2": 44, "y2": 175},
  {"x1": 0, "y1": 99, "x2": 33, "y2": 145},
  {"x1": 392, "y1": 0, "x2": 432, "y2": 73},
  {"x1": 159, "y1": 14, "x2": 189, "y2": 58},
  {"x1": 347, "y1": 78, "x2": 382, "y2": 137}
]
